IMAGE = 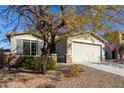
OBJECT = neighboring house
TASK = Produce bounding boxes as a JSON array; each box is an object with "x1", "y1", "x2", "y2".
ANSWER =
[
  {"x1": 118, "y1": 31, "x2": 124, "y2": 60},
  {"x1": 104, "y1": 43, "x2": 117, "y2": 59},
  {"x1": 6, "y1": 30, "x2": 107, "y2": 63},
  {"x1": 104, "y1": 31, "x2": 124, "y2": 60},
  {"x1": 3, "y1": 49, "x2": 11, "y2": 55}
]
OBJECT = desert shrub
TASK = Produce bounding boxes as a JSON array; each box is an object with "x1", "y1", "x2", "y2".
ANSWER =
[
  {"x1": 17, "y1": 56, "x2": 56, "y2": 71},
  {"x1": 17, "y1": 56, "x2": 34, "y2": 69},
  {"x1": 32, "y1": 57, "x2": 42, "y2": 71},
  {"x1": 17, "y1": 56, "x2": 42, "y2": 71},
  {"x1": 66, "y1": 64, "x2": 81, "y2": 78}
]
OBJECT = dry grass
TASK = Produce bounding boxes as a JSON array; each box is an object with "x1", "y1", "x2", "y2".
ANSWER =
[{"x1": 66, "y1": 64, "x2": 81, "y2": 78}]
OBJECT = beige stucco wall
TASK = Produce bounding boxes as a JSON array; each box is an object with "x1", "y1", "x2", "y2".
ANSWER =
[
  {"x1": 10, "y1": 34, "x2": 43, "y2": 55},
  {"x1": 67, "y1": 34, "x2": 106, "y2": 62}
]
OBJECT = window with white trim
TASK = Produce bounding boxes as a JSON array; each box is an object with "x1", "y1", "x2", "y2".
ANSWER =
[{"x1": 23, "y1": 40, "x2": 38, "y2": 55}]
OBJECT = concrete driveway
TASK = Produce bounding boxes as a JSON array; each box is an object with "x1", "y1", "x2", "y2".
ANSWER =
[{"x1": 80, "y1": 62, "x2": 124, "y2": 77}]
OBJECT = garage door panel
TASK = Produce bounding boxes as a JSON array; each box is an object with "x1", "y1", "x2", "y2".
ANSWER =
[
  {"x1": 73, "y1": 57, "x2": 89, "y2": 62},
  {"x1": 72, "y1": 42, "x2": 101, "y2": 63}
]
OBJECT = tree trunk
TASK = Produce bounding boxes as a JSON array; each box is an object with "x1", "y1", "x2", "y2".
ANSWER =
[
  {"x1": 41, "y1": 34, "x2": 55, "y2": 74},
  {"x1": 41, "y1": 45, "x2": 51, "y2": 74}
]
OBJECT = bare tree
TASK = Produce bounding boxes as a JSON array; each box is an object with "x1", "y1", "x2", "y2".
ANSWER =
[{"x1": 0, "y1": 5, "x2": 123, "y2": 74}]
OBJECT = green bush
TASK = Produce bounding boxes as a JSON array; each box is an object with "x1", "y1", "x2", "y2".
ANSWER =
[
  {"x1": 17, "y1": 56, "x2": 42, "y2": 71},
  {"x1": 22, "y1": 56, "x2": 34, "y2": 69},
  {"x1": 17, "y1": 56, "x2": 32, "y2": 69},
  {"x1": 47, "y1": 57, "x2": 56, "y2": 70},
  {"x1": 17, "y1": 56, "x2": 56, "y2": 71},
  {"x1": 32, "y1": 57, "x2": 42, "y2": 71}
]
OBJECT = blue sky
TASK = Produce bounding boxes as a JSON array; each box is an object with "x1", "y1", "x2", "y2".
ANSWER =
[{"x1": 1, "y1": 5, "x2": 124, "y2": 49}]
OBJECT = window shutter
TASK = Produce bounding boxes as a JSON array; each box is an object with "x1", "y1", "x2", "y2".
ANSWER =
[{"x1": 16, "y1": 39, "x2": 23, "y2": 55}]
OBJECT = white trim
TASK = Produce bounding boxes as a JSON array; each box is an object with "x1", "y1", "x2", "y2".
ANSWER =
[{"x1": 22, "y1": 39, "x2": 39, "y2": 56}]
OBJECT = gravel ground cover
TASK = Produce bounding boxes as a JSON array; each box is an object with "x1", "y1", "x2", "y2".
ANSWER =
[
  {"x1": 1, "y1": 64, "x2": 124, "y2": 88},
  {"x1": 56, "y1": 65, "x2": 124, "y2": 88}
]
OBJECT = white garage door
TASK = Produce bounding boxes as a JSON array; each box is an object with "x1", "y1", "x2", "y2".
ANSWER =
[{"x1": 72, "y1": 41, "x2": 102, "y2": 63}]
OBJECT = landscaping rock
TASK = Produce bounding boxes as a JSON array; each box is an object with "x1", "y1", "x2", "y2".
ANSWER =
[{"x1": 1, "y1": 64, "x2": 124, "y2": 88}]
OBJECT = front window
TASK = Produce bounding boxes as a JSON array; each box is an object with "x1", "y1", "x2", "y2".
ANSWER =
[
  {"x1": 31, "y1": 41, "x2": 38, "y2": 55},
  {"x1": 23, "y1": 40, "x2": 30, "y2": 55},
  {"x1": 23, "y1": 40, "x2": 38, "y2": 55}
]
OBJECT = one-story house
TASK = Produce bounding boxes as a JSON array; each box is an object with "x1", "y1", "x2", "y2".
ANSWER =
[{"x1": 6, "y1": 30, "x2": 107, "y2": 63}]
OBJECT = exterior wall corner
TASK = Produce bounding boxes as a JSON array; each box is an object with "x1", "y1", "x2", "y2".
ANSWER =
[{"x1": 65, "y1": 54, "x2": 72, "y2": 63}]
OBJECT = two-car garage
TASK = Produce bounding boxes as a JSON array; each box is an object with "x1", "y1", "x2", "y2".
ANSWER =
[
  {"x1": 72, "y1": 41, "x2": 102, "y2": 63},
  {"x1": 56, "y1": 31, "x2": 106, "y2": 63}
]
